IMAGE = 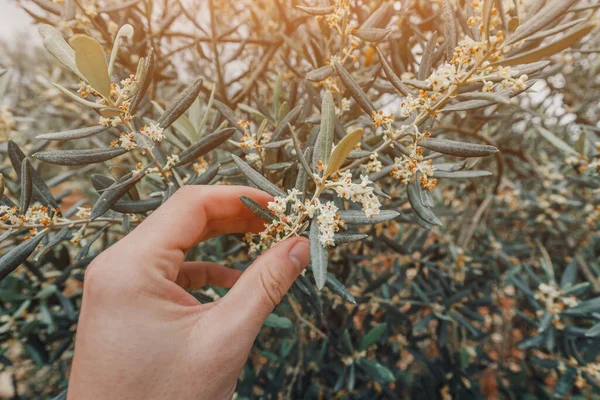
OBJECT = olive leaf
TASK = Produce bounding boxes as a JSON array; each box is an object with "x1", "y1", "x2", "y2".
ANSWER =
[
  {"x1": 175, "y1": 127, "x2": 235, "y2": 166},
  {"x1": 196, "y1": 82, "x2": 216, "y2": 135},
  {"x1": 360, "y1": 2, "x2": 393, "y2": 30},
  {"x1": 69, "y1": 34, "x2": 112, "y2": 99},
  {"x1": 534, "y1": 126, "x2": 578, "y2": 155},
  {"x1": 505, "y1": 0, "x2": 579, "y2": 45},
  {"x1": 52, "y1": 83, "x2": 107, "y2": 109},
  {"x1": 231, "y1": 154, "x2": 285, "y2": 197},
  {"x1": 108, "y1": 24, "x2": 134, "y2": 77},
  {"x1": 306, "y1": 65, "x2": 334, "y2": 82},
  {"x1": 111, "y1": 198, "x2": 162, "y2": 214},
  {"x1": 130, "y1": 48, "x2": 154, "y2": 113},
  {"x1": 323, "y1": 128, "x2": 365, "y2": 178},
  {"x1": 420, "y1": 138, "x2": 498, "y2": 157},
  {"x1": 407, "y1": 180, "x2": 443, "y2": 226},
  {"x1": 325, "y1": 273, "x2": 357, "y2": 304},
  {"x1": 334, "y1": 62, "x2": 376, "y2": 116},
  {"x1": 91, "y1": 169, "x2": 148, "y2": 220},
  {"x1": 433, "y1": 170, "x2": 493, "y2": 179},
  {"x1": 498, "y1": 23, "x2": 596, "y2": 67},
  {"x1": 376, "y1": 47, "x2": 413, "y2": 96},
  {"x1": 240, "y1": 196, "x2": 275, "y2": 222},
  {"x1": 309, "y1": 218, "x2": 328, "y2": 290},
  {"x1": 36, "y1": 125, "x2": 109, "y2": 141},
  {"x1": 334, "y1": 233, "x2": 368, "y2": 244},
  {"x1": 418, "y1": 31, "x2": 438, "y2": 81},
  {"x1": 7, "y1": 140, "x2": 59, "y2": 209},
  {"x1": 354, "y1": 28, "x2": 393, "y2": 42},
  {"x1": 524, "y1": 18, "x2": 587, "y2": 43},
  {"x1": 339, "y1": 210, "x2": 400, "y2": 224},
  {"x1": 270, "y1": 105, "x2": 302, "y2": 142},
  {"x1": 19, "y1": 159, "x2": 33, "y2": 213},
  {"x1": 0, "y1": 233, "x2": 47, "y2": 282},
  {"x1": 482, "y1": 0, "x2": 494, "y2": 40},
  {"x1": 157, "y1": 78, "x2": 203, "y2": 140},
  {"x1": 296, "y1": 5, "x2": 334, "y2": 16},
  {"x1": 34, "y1": 148, "x2": 128, "y2": 166},
  {"x1": 35, "y1": 227, "x2": 69, "y2": 261},
  {"x1": 214, "y1": 99, "x2": 244, "y2": 133},
  {"x1": 442, "y1": 0, "x2": 457, "y2": 61},
  {"x1": 319, "y1": 91, "x2": 336, "y2": 167},
  {"x1": 38, "y1": 24, "x2": 85, "y2": 80}
]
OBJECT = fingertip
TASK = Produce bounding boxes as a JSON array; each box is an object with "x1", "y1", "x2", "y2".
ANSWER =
[{"x1": 286, "y1": 237, "x2": 310, "y2": 275}]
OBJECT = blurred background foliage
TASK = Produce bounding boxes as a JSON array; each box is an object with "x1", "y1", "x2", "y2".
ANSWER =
[{"x1": 0, "y1": 0, "x2": 599, "y2": 398}]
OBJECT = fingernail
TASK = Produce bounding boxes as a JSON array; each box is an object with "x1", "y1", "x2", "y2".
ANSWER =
[{"x1": 288, "y1": 240, "x2": 310, "y2": 274}]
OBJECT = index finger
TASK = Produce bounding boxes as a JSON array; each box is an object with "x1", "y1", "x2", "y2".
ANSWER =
[{"x1": 115, "y1": 185, "x2": 272, "y2": 266}]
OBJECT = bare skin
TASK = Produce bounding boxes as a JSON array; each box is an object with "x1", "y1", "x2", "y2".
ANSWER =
[{"x1": 67, "y1": 186, "x2": 310, "y2": 400}]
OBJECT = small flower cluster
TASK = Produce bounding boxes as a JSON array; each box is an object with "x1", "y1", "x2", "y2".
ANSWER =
[
  {"x1": 77, "y1": 82, "x2": 99, "y2": 99},
  {"x1": 483, "y1": 66, "x2": 528, "y2": 93},
  {"x1": 363, "y1": 152, "x2": 382, "y2": 173},
  {"x1": 328, "y1": 171, "x2": 381, "y2": 218},
  {"x1": 193, "y1": 156, "x2": 209, "y2": 175},
  {"x1": 534, "y1": 282, "x2": 578, "y2": 330},
  {"x1": 315, "y1": 201, "x2": 342, "y2": 246},
  {"x1": 234, "y1": 120, "x2": 260, "y2": 150},
  {"x1": 371, "y1": 110, "x2": 394, "y2": 128},
  {"x1": 140, "y1": 123, "x2": 165, "y2": 142},
  {"x1": 0, "y1": 205, "x2": 56, "y2": 228},
  {"x1": 390, "y1": 131, "x2": 437, "y2": 190},
  {"x1": 246, "y1": 189, "x2": 347, "y2": 253}
]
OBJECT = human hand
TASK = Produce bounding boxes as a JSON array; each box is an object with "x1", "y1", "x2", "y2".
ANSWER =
[{"x1": 66, "y1": 186, "x2": 310, "y2": 400}]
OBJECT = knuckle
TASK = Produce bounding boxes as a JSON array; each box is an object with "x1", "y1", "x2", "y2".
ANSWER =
[
  {"x1": 259, "y1": 264, "x2": 285, "y2": 309},
  {"x1": 83, "y1": 251, "x2": 120, "y2": 296},
  {"x1": 173, "y1": 185, "x2": 200, "y2": 200}
]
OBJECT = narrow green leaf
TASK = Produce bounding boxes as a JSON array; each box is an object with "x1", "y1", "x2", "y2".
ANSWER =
[
  {"x1": 360, "y1": 323, "x2": 387, "y2": 350},
  {"x1": 230, "y1": 154, "x2": 285, "y2": 197},
  {"x1": 108, "y1": 24, "x2": 134, "y2": 77},
  {"x1": 0, "y1": 233, "x2": 47, "y2": 282},
  {"x1": 264, "y1": 313, "x2": 293, "y2": 329},
  {"x1": 38, "y1": 24, "x2": 85, "y2": 80},
  {"x1": 354, "y1": 28, "x2": 393, "y2": 42},
  {"x1": 443, "y1": 0, "x2": 457, "y2": 61},
  {"x1": 319, "y1": 91, "x2": 335, "y2": 167},
  {"x1": 310, "y1": 218, "x2": 328, "y2": 290},
  {"x1": 176, "y1": 128, "x2": 236, "y2": 165},
  {"x1": 19, "y1": 159, "x2": 33, "y2": 212},
  {"x1": 34, "y1": 148, "x2": 128, "y2": 166},
  {"x1": 334, "y1": 233, "x2": 368, "y2": 244},
  {"x1": 36, "y1": 125, "x2": 109, "y2": 141},
  {"x1": 7, "y1": 141, "x2": 59, "y2": 209},
  {"x1": 407, "y1": 180, "x2": 443, "y2": 226},
  {"x1": 420, "y1": 138, "x2": 498, "y2": 157},
  {"x1": 418, "y1": 31, "x2": 437, "y2": 80},
  {"x1": 325, "y1": 273, "x2": 357, "y2": 304},
  {"x1": 240, "y1": 196, "x2": 275, "y2": 223},
  {"x1": 334, "y1": 62, "x2": 376, "y2": 116},
  {"x1": 339, "y1": 210, "x2": 399, "y2": 224},
  {"x1": 376, "y1": 47, "x2": 413, "y2": 96},
  {"x1": 91, "y1": 169, "x2": 147, "y2": 220},
  {"x1": 111, "y1": 198, "x2": 162, "y2": 214},
  {"x1": 306, "y1": 65, "x2": 334, "y2": 82},
  {"x1": 534, "y1": 126, "x2": 578, "y2": 155},
  {"x1": 505, "y1": 0, "x2": 579, "y2": 45},
  {"x1": 157, "y1": 78, "x2": 203, "y2": 140}
]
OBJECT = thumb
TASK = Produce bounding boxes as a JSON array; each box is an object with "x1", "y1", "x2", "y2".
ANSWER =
[{"x1": 220, "y1": 237, "x2": 310, "y2": 333}]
